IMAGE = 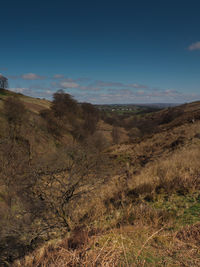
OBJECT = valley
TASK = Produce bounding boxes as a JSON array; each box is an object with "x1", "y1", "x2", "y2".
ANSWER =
[{"x1": 0, "y1": 89, "x2": 200, "y2": 266}]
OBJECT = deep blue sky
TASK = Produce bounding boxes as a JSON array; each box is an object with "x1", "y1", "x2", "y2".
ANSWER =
[{"x1": 1, "y1": 0, "x2": 200, "y2": 103}]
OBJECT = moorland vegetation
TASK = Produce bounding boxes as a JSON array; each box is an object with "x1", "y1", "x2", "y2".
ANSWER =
[{"x1": 0, "y1": 88, "x2": 200, "y2": 266}]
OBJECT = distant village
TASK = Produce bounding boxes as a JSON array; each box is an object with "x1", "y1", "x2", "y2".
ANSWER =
[
  {"x1": 96, "y1": 105, "x2": 136, "y2": 112},
  {"x1": 96, "y1": 103, "x2": 176, "y2": 114},
  {"x1": 95, "y1": 104, "x2": 163, "y2": 114}
]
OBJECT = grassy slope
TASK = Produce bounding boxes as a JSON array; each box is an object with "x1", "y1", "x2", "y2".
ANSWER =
[
  {"x1": 0, "y1": 88, "x2": 51, "y2": 113},
  {"x1": 0, "y1": 89, "x2": 74, "y2": 157},
  {"x1": 17, "y1": 131, "x2": 200, "y2": 266},
  {"x1": 14, "y1": 123, "x2": 200, "y2": 266},
  {"x1": 1, "y1": 90, "x2": 199, "y2": 266},
  {"x1": 0, "y1": 88, "x2": 123, "y2": 151},
  {"x1": 151, "y1": 101, "x2": 200, "y2": 129}
]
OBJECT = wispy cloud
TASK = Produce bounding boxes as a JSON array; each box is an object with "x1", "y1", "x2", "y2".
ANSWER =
[
  {"x1": 91, "y1": 80, "x2": 148, "y2": 89},
  {"x1": 51, "y1": 80, "x2": 98, "y2": 90},
  {"x1": 9, "y1": 87, "x2": 29, "y2": 94},
  {"x1": 59, "y1": 81, "x2": 79, "y2": 88},
  {"x1": 62, "y1": 78, "x2": 76, "y2": 82},
  {"x1": 188, "y1": 41, "x2": 200, "y2": 51},
  {"x1": 127, "y1": 83, "x2": 148, "y2": 89},
  {"x1": 7, "y1": 72, "x2": 200, "y2": 104},
  {"x1": 52, "y1": 74, "x2": 64, "y2": 79},
  {"x1": 79, "y1": 85, "x2": 100, "y2": 91},
  {"x1": 10, "y1": 86, "x2": 54, "y2": 99},
  {"x1": 76, "y1": 77, "x2": 91, "y2": 82},
  {"x1": 21, "y1": 73, "x2": 46, "y2": 80},
  {"x1": 93, "y1": 81, "x2": 124, "y2": 87},
  {"x1": 51, "y1": 75, "x2": 90, "y2": 82},
  {"x1": 85, "y1": 89, "x2": 200, "y2": 104},
  {"x1": 9, "y1": 83, "x2": 200, "y2": 104}
]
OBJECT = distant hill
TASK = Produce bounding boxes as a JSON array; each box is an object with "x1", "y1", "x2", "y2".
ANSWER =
[{"x1": 148, "y1": 100, "x2": 200, "y2": 129}]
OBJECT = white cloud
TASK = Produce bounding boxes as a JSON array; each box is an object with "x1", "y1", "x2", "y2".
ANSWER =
[
  {"x1": 45, "y1": 90, "x2": 53, "y2": 95},
  {"x1": 60, "y1": 81, "x2": 79, "y2": 88},
  {"x1": 21, "y1": 73, "x2": 45, "y2": 80},
  {"x1": 9, "y1": 87, "x2": 29, "y2": 93},
  {"x1": 85, "y1": 88, "x2": 200, "y2": 104},
  {"x1": 92, "y1": 80, "x2": 148, "y2": 89},
  {"x1": 188, "y1": 41, "x2": 200, "y2": 51}
]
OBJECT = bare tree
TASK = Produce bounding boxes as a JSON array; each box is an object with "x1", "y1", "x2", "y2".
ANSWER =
[
  {"x1": 3, "y1": 96, "x2": 27, "y2": 139},
  {"x1": 32, "y1": 143, "x2": 105, "y2": 232},
  {"x1": 81, "y1": 103, "x2": 99, "y2": 135},
  {"x1": 40, "y1": 109, "x2": 65, "y2": 137},
  {"x1": 0, "y1": 74, "x2": 8, "y2": 89},
  {"x1": 51, "y1": 90, "x2": 80, "y2": 120},
  {"x1": 112, "y1": 126, "x2": 121, "y2": 144}
]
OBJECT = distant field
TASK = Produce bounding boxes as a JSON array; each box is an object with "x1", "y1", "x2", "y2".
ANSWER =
[{"x1": 95, "y1": 104, "x2": 163, "y2": 115}]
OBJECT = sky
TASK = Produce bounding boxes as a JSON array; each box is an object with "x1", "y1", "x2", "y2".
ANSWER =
[{"x1": 1, "y1": 0, "x2": 200, "y2": 104}]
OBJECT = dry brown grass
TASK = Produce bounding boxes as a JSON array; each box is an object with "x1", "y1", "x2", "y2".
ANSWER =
[
  {"x1": 3, "y1": 97, "x2": 200, "y2": 266},
  {"x1": 128, "y1": 144, "x2": 200, "y2": 195},
  {"x1": 176, "y1": 223, "x2": 200, "y2": 245},
  {"x1": 68, "y1": 121, "x2": 200, "y2": 232},
  {"x1": 12, "y1": 231, "x2": 123, "y2": 267},
  {"x1": 12, "y1": 222, "x2": 200, "y2": 267}
]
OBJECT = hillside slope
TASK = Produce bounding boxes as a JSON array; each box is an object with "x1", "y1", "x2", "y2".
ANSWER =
[
  {"x1": 0, "y1": 89, "x2": 200, "y2": 266},
  {"x1": 14, "y1": 121, "x2": 200, "y2": 266},
  {"x1": 0, "y1": 88, "x2": 50, "y2": 113}
]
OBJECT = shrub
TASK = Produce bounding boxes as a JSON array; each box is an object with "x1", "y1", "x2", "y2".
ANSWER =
[
  {"x1": 51, "y1": 90, "x2": 79, "y2": 120},
  {"x1": 3, "y1": 96, "x2": 27, "y2": 138},
  {"x1": 81, "y1": 102, "x2": 99, "y2": 135}
]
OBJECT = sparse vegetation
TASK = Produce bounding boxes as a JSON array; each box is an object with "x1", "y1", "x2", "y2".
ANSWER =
[{"x1": 0, "y1": 88, "x2": 200, "y2": 266}]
